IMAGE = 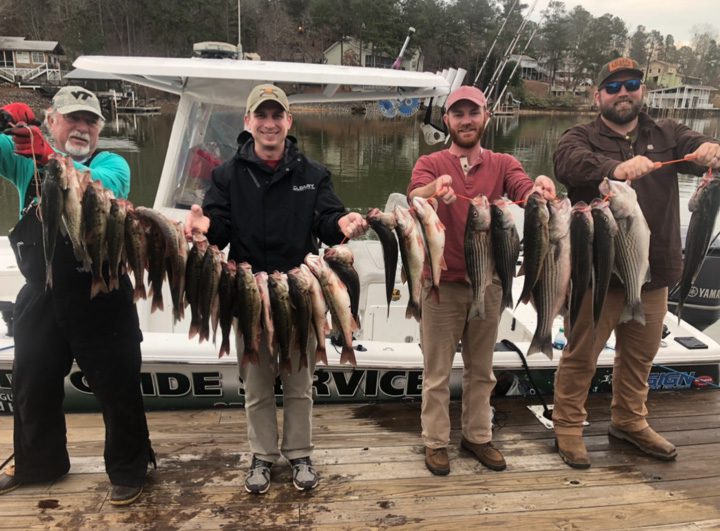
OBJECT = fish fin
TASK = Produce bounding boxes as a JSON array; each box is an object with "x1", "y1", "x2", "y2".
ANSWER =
[
  {"x1": 467, "y1": 303, "x2": 484, "y2": 321},
  {"x1": 427, "y1": 285, "x2": 440, "y2": 304},
  {"x1": 502, "y1": 291, "x2": 513, "y2": 311},
  {"x1": 218, "y1": 339, "x2": 230, "y2": 358},
  {"x1": 516, "y1": 262, "x2": 525, "y2": 277},
  {"x1": 619, "y1": 301, "x2": 645, "y2": 326},
  {"x1": 440, "y1": 254, "x2": 447, "y2": 271},
  {"x1": 280, "y1": 358, "x2": 293, "y2": 375},
  {"x1": 436, "y1": 219, "x2": 446, "y2": 231},
  {"x1": 400, "y1": 266, "x2": 407, "y2": 284},
  {"x1": 299, "y1": 351, "x2": 309, "y2": 370},
  {"x1": 340, "y1": 345, "x2": 357, "y2": 366}
]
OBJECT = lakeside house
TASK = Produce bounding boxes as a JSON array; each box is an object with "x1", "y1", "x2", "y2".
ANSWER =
[
  {"x1": 0, "y1": 36, "x2": 64, "y2": 84},
  {"x1": 323, "y1": 37, "x2": 422, "y2": 71},
  {"x1": 647, "y1": 85, "x2": 717, "y2": 111}
]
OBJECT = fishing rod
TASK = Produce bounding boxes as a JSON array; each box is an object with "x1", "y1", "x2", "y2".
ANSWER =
[
  {"x1": 485, "y1": 0, "x2": 539, "y2": 104},
  {"x1": 473, "y1": 0, "x2": 519, "y2": 88},
  {"x1": 490, "y1": 27, "x2": 538, "y2": 117},
  {"x1": 392, "y1": 27, "x2": 416, "y2": 70}
]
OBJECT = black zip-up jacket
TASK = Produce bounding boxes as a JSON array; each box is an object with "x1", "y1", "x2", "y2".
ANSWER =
[
  {"x1": 202, "y1": 131, "x2": 346, "y2": 273},
  {"x1": 553, "y1": 112, "x2": 715, "y2": 290}
]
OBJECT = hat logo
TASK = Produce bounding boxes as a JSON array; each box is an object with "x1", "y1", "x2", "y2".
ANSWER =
[
  {"x1": 608, "y1": 58, "x2": 635, "y2": 72},
  {"x1": 71, "y1": 90, "x2": 91, "y2": 101},
  {"x1": 262, "y1": 88, "x2": 274, "y2": 95}
]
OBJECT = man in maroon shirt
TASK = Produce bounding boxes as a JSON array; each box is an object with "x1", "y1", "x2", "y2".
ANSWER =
[{"x1": 408, "y1": 85, "x2": 556, "y2": 475}]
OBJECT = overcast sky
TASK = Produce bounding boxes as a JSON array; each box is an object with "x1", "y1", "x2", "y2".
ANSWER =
[{"x1": 532, "y1": 1, "x2": 718, "y2": 46}]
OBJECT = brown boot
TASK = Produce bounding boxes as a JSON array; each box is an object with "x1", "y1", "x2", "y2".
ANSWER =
[
  {"x1": 425, "y1": 447, "x2": 450, "y2": 476},
  {"x1": 608, "y1": 425, "x2": 677, "y2": 461},
  {"x1": 0, "y1": 465, "x2": 21, "y2": 495},
  {"x1": 556, "y1": 434, "x2": 591, "y2": 469},
  {"x1": 460, "y1": 437, "x2": 506, "y2": 471}
]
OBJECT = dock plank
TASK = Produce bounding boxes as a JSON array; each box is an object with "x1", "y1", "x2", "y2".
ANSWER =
[{"x1": 0, "y1": 389, "x2": 718, "y2": 529}]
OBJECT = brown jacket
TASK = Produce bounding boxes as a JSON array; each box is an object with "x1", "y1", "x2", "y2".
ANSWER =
[{"x1": 553, "y1": 112, "x2": 715, "y2": 290}]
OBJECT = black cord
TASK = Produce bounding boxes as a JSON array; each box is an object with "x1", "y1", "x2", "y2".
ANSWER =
[
  {"x1": 0, "y1": 452, "x2": 14, "y2": 471},
  {"x1": 500, "y1": 339, "x2": 553, "y2": 420}
]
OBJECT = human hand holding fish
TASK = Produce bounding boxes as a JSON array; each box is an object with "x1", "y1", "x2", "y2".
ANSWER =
[
  {"x1": 530, "y1": 175, "x2": 557, "y2": 201},
  {"x1": 184, "y1": 204, "x2": 210, "y2": 240},
  {"x1": 612, "y1": 155, "x2": 656, "y2": 182},
  {"x1": 686, "y1": 142, "x2": 720, "y2": 169},
  {"x1": 338, "y1": 211, "x2": 368, "y2": 240}
]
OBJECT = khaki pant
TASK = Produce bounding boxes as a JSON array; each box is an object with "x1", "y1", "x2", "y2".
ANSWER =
[
  {"x1": 420, "y1": 280, "x2": 502, "y2": 449},
  {"x1": 553, "y1": 286, "x2": 667, "y2": 436},
  {"x1": 238, "y1": 336, "x2": 317, "y2": 463}
]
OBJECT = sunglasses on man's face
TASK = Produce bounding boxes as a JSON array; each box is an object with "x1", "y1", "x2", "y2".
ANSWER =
[{"x1": 601, "y1": 79, "x2": 642, "y2": 95}]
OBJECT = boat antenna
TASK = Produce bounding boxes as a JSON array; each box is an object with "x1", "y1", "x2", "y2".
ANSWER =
[{"x1": 473, "y1": 0, "x2": 519, "y2": 88}]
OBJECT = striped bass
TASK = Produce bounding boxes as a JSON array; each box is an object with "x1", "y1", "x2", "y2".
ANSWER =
[
  {"x1": 464, "y1": 194, "x2": 494, "y2": 320},
  {"x1": 599, "y1": 178, "x2": 651, "y2": 325},
  {"x1": 528, "y1": 197, "x2": 571, "y2": 358}
]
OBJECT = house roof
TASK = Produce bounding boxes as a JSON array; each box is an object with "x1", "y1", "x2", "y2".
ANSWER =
[
  {"x1": 0, "y1": 37, "x2": 64, "y2": 54},
  {"x1": 648, "y1": 85, "x2": 717, "y2": 93}
]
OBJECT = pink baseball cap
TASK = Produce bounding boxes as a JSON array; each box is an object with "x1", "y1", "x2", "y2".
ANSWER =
[{"x1": 445, "y1": 86, "x2": 487, "y2": 111}]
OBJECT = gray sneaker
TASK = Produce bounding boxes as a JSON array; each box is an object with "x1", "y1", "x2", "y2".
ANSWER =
[
  {"x1": 245, "y1": 456, "x2": 273, "y2": 494},
  {"x1": 290, "y1": 457, "x2": 319, "y2": 491}
]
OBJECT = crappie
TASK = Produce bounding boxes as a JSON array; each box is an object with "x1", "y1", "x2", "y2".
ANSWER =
[
  {"x1": 366, "y1": 208, "x2": 399, "y2": 318},
  {"x1": 305, "y1": 253, "x2": 357, "y2": 366},
  {"x1": 268, "y1": 271, "x2": 293, "y2": 374},
  {"x1": 41, "y1": 158, "x2": 67, "y2": 289},
  {"x1": 236, "y1": 262, "x2": 262, "y2": 367},
  {"x1": 394, "y1": 205, "x2": 425, "y2": 321},
  {"x1": 412, "y1": 196, "x2": 446, "y2": 301},
  {"x1": 300, "y1": 263, "x2": 329, "y2": 365}
]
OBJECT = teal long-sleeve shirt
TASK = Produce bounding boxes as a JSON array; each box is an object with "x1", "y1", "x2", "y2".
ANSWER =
[{"x1": 0, "y1": 134, "x2": 131, "y2": 216}]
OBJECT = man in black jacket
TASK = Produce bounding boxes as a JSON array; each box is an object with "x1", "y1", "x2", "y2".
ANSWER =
[{"x1": 185, "y1": 84, "x2": 366, "y2": 494}]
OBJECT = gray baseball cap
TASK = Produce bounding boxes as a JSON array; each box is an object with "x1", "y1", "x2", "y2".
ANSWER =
[{"x1": 52, "y1": 86, "x2": 105, "y2": 120}]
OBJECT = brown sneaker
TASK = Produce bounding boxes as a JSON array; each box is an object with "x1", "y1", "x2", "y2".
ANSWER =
[
  {"x1": 555, "y1": 434, "x2": 591, "y2": 469},
  {"x1": 608, "y1": 425, "x2": 677, "y2": 461},
  {"x1": 425, "y1": 447, "x2": 450, "y2": 476},
  {"x1": 460, "y1": 437, "x2": 506, "y2": 471}
]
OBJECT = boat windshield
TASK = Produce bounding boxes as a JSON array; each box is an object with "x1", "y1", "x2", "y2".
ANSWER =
[{"x1": 170, "y1": 101, "x2": 244, "y2": 210}]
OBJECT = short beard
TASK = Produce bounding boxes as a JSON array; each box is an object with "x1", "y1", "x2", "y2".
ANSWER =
[
  {"x1": 448, "y1": 125, "x2": 483, "y2": 148},
  {"x1": 64, "y1": 143, "x2": 91, "y2": 159},
  {"x1": 600, "y1": 99, "x2": 642, "y2": 125}
]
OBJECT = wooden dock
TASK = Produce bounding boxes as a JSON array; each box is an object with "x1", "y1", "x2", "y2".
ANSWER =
[{"x1": 1, "y1": 390, "x2": 719, "y2": 529}]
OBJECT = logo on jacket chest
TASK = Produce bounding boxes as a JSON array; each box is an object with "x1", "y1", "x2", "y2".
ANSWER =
[{"x1": 293, "y1": 184, "x2": 315, "y2": 192}]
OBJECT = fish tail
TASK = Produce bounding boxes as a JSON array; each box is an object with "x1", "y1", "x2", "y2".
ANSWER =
[
  {"x1": 280, "y1": 357, "x2": 293, "y2": 375},
  {"x1": 90, "y1": 275, "x2": 108, "y2": 299},
  {"x1": 133, "y1": 283, "x2": 147, "y2": 303},
  {"x1": 528, "y1": 334, "x2": 553, "y2": 360},
  {"x1": 45, "y1": 264, "x2": 53, "y2": 290},
  {"x1": 467, "y1": 301, "x2": 484, "y2": 321},
  {"x1": 340, "y1": 345, "x2": 357, "y2": 366},
  {"x1": 188, "y1": 323, "x2": 200, "y2": 340},
  {"x1": 501, "y1": 290, "x2": 513, "y2": 311},
  {"x1": 315, "y1": 344, "x2": 328, "y2": 366},
  {"x1": 405, "y1": 300, "x2": 421, "y2": 321},
  {"x1": 620, "y1": 301, "x2": 645, "y2": 326},
  {"x1": 299, "y1": 351, "x2": 309, "y2": 370},
  {"x1": 428, "y1": 285, "x2": 440, "y2": 303},
  {"x1": 218, "y1": 336, "x2": 231, "y2": 358}
]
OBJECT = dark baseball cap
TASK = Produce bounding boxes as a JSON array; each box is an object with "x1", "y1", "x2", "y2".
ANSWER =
[{"x1": 597, "y1": 57, "x2": 644, "y2": 87}]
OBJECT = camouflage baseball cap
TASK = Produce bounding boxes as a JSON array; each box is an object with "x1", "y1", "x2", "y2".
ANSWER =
[
  {"x1": 52, "y1": 86, "x2": 104, "y2": 120},
  {"x1": 597, "y1": 57, "x2": 644, "y2": 87},
  {"x1": 246, "y1": 84, "x2": 290, "y2": 114}
]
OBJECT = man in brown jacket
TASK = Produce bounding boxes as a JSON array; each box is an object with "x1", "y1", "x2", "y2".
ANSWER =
[{"x1": 552, "y1": 57, "x2": 720, "y2": 469}]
